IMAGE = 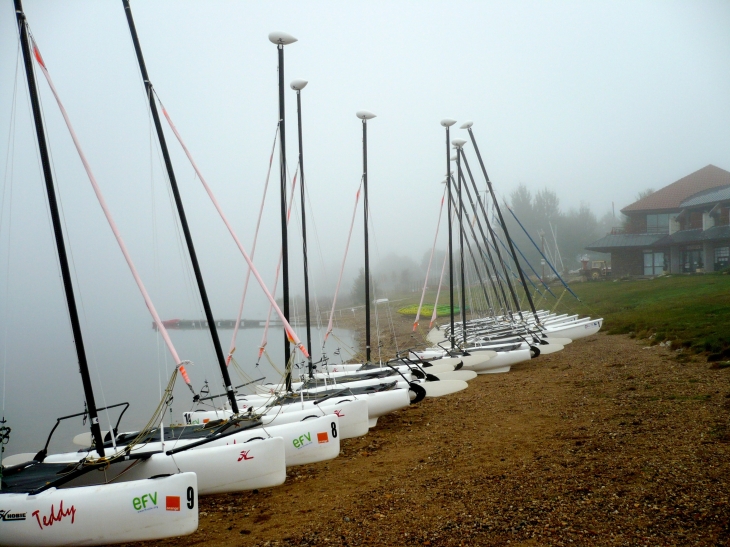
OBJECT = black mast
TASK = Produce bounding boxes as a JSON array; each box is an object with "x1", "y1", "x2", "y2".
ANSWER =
[
  {"x1": 292, "y1": 80, "x2": 313, "y2": 378},
  {"x1": 454, "y1": 141, "x2": 468, "y2": 345},
  {"x1": 122, "y1": 0, "x2": 239, "y2": 413},
  {"x1": 277, "y1": 45, "x2": 292, "y2": 381},
  {"x1": 465, "y1": 125, "x2": 540, "y2": 324},
  {"x1": 440, "y1": 119, "x2": 457, "y2": 349},
  {"x1": 267, "y1": 32, "x2": 297, "y2": 389},
  {"x1": 446, "y1": 176, "x2": 494, "y2": 314},
  {"x1": 15, "y1": 0, "x2": 105, "y2": 457},
  {"x1": 458, "y1": 148, "x2": 512, "y2": 315},
  {"x1": 359, "y1": 113, "x2": 375, "y2": 363}
]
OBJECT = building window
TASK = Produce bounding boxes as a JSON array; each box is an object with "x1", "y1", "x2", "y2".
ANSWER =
[
  {"x1": 646, "y1": 213, "x2": 670, "y2": 234},
  {"x1": 716, "y1": 246, "x2": 729, "y2": 270},
  {"x1": 681, "y1": 245, "x2": 703, "y2": 272},
  {"x1": 643, "y1": 250, "x2": 665, "y2": 275}
]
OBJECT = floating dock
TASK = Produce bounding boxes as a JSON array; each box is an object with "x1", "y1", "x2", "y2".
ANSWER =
[{"x1": 152, "y1": 318, "x2": 285, "y2": 331}]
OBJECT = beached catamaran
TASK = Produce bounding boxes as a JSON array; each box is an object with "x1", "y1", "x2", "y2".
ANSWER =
[
  {"x1": 7, "y1": 1, "x2": 292, "y2": 505},
  {"x1": 1, "y1": 5, "x2": 198, "y2": 545},
  {"x1": 410, "y1": 121, "x2": 602, "y2": 369}
]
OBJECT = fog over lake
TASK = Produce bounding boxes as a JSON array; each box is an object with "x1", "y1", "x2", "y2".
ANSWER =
[{"x1": 1, "y1": 1, "x2": 729, "y2": 456}]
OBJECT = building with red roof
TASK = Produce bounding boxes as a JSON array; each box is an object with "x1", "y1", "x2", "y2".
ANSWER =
[{"x1": 586, "y1": 165, "x2": 730, "y2": 276}]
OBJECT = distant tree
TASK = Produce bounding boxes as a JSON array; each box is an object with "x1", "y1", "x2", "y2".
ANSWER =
[
  {"x1": 533, "y1": 188, "x2": 561, "y2": 226},
  {"x1": 350, "y1": 268, "x2": 375, "y2": 306},
  {"x1": 421, "y1": 248, "x2": 448, "y2": 286},
  {"x1": 400, "y1": 268, "x2": 414, "y2": 287},
  {"x1": 559, "y1": 203, "x2": 599, "y2": 265},
  {"x1": 503, "y1": 185, "x2": 621, "y2": 270},
  {"x1": 509, "y1": 184, "x2": 533, "y2": 222}
]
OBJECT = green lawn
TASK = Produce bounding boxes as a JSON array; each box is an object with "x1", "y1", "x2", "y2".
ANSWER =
[
  {"x1": 385, "y1": 273, "x2": 730, "y2": 357},
  {"x1": 555, "y1": 273, "x2": 730, "y2": 356},
  {"x1": 397, "y1": 304, "x2": 465, "y2": 316}
]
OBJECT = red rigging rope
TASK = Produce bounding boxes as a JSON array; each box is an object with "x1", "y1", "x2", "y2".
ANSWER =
[
  {"x1": 429, "y1": 216, "x2": 453, "y2": 330},
  {"x1": 227, "y1": 125, "x2": 279, "y2": 365},
  {"x1": 413, "y1": 188, "x2": 446, "y2": 332},
  {"x1": 159, "y1": 101, "x2": 310, "y2": 358},
  {"x1": 31, "y1": 40, "x2": 195, "y2": 391},
  {"x1": 258, "y1": 166, "x2": 299, "y2": 360},
  {"x1": 324, "y1": 179, "x2": 363, "y2": 343}
]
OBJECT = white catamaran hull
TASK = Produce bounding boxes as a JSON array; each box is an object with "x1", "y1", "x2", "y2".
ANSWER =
[
  {"x1": 468, "y1": 348, "x2": 531, "y2": 373},
  {"x1": 55, "y1": 438, "x2": 286, "y2": 495},
  {"x1": 186, "y1": 399, "x2": 369, "y2": 440},
  {"x1": 544, "y1": 319, "x2": 602, "y2": 340},
  {"x1": 417, "y1": 379, "x2": 469, "y2": 397},
  {"x1": 430, "y1": 370, "x2": 477, "y2": 382},
  {"x1": 256, "y1": 372, "x2": 412, "y2": 396},
  {"x1": 176, "y1": 415, "x2": 341, "y2": 467},
  {"x1": 238, "y1": 388, "x2": 410, "y2": 429},
  {"x1": 0, "y1": 472, "x2": 198, "y2": 546}
]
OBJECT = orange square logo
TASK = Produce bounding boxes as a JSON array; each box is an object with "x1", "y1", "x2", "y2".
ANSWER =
[
  {"x1": 166, "y1": 496, "x2": 181, "y2": 511},
  {"x1": 317, "y1": 432, "x2": 329, "y2": 444}
]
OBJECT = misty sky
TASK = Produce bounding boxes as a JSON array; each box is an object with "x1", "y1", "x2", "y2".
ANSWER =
[{"x1": 1, "y1": 0, "x2": 729, "y2": 452}]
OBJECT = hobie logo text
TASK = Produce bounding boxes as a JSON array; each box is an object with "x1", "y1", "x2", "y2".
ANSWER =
[
  {"x1": 293, "y1": 433, "x2": 312, "y2": 449},
  {"x1": 238, "y1": 450, "x2": 253, "y2": 461},
  {"x1": 0, "y1": 509, "x2": 26, "y2": 522},
  {"x1": 133, "y1": 492, "x2": 158, "y2": 512},
  {"x1": 32, "y1": 501, "x2": 75, "y2": 530}
]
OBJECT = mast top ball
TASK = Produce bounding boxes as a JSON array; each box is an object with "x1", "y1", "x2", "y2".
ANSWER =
[
  {"x1": 268, "y1": 31, "x2": 298, "y2": 45},
  {"x1": 440, "y1": 118, "x2": 457, "y2": 127},
  {"x1": 460, "y1": 120, "x2": 473, "y2": 129},
  {"x1": 356, "y1": 110, "x2": 376, "y2": 120},
  {"x1": 451, "y1": 138, "x2": 467, "y2": 148},
  {"x1": 290, "y1": 79, "x2": 308, "y2": 90}
]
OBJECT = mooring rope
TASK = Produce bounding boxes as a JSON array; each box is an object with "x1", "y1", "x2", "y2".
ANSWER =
[
  {"x1": 32, "y1": 38, "x2": 197, "y2": 395},
  {"x1": 324, "y1": 178, "x2": 363, "y2": 344},
  {"x1": 158, "y1": 97, "x2": 309, "y2": 358},
  {"x1": 228, "y1": 124, "x2": 280, "y2": 364},
  {"x1": 414, "y1": 188, "x2": 446, "y2": 332}
]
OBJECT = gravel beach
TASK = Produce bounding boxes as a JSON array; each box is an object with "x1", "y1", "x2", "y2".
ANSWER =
[{"x1": 131, "y1": 312, "x2": 730, "y2": 547}]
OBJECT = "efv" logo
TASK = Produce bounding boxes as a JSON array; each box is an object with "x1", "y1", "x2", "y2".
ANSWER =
[
  {"x1": 292, "y1": 432, "x2": 312, "y2": 449},
  {"x1": 133, "y1": 492, "x2": 158, "y2": 512}
]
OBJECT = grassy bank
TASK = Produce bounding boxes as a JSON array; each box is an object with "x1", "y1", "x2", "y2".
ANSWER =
[{"x1": 560, "y1": 273, "x2": 730, "y2": 357}]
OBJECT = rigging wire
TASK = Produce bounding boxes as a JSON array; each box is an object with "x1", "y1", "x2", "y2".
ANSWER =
[
  {"x1": 1, "y1": 41, "x2": 22, "y2": 425},
  {"x1": 147, "y1": 83, "x2": 166, "y2": 405},
  {"x1": 33, "y1": 36, "x2": 202, "y2": 436},
  {"x1": 256, "y1": 162, "x2": 299, "y2": 369},
  {"x1": 413, "y1": 188, "x2": 446, "y2": 331},
  {"x1": 323, "y1": 177, "x2": 363, "y2": 345},
  {"x1": 227, "y1": 123, "x2": 279, "y2": 369},
  {"x1": 302, "y1": 180, "x2": 327, "y2": 351},
  {"x1": 27, "y1": 32, "x2": 119, "y2": 437}
]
